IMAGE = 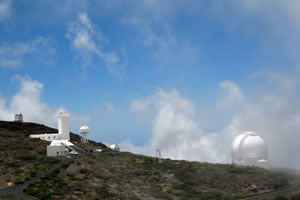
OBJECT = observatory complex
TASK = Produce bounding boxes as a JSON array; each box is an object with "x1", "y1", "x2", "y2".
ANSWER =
[
  {"x1": 30, "y1": 110, "x2": 81, "y2": 157},
  {"x1": 231, "y1": 132, "x2": 269, "y2": 168}
]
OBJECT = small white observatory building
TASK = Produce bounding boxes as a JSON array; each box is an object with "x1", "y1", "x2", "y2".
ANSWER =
[
  {"x1": 46, "y1": 140, "x2": 69, "y2": 157},
  {"x1": 80, "y1": 126, "x2": 90, "y2": 144},
  {"x1": 15, "y1": 113, "x2": 23, "y2": 122},
  {"x1": 110, "y1": 144, "x2": 120, "y2": 152},
  {"x1": 231, "y1": 132, "x2": 269, "y2": 168}
]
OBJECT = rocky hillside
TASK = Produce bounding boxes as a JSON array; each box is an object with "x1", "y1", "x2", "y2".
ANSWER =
[
  {"x1": 0, "y1": 121, "x2": 298, "y2": 200},
  {"x1": 0, "y1": 121, "x2": 106, "y2": 188}
]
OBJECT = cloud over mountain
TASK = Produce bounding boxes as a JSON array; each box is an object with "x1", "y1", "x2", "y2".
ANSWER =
[{"x1": 126, "y1": 70, "x2": 300, "y2": 168}]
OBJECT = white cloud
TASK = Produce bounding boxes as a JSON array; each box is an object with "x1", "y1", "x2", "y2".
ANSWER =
[
  {"x1": 126, "y1": 71, "x2": 300, "y2": 168},
  {"x1": 127, "y1": 88, "x2": 231, "y2": 163},
  {"x1": 0, "y1": 37, "x2": 56, "y2": 69},
  {"x1": 124, "y1": 19, "x2": 175, "y2": 48},
  {"x1": 122, "y1": 18, "x2": 180, "y2": 69},
  {"x1": 0, "y1": 0, "x2": 11, "y2": 22},
  {"x1": 0, "y1": 76, "x2": 90, "y2": 131},
  {"x1": 103, "y1": 102, "x2": 116, "y2": 114},
  {"x1": 217, "y1": 81, "x2": 245, "y2": 112},
  {"x1": 259, "y1": 71, "x2": 299, "y2": 92},
  {"x1": 9, "y1": 77, "x2": 57, "y2": 125},
  {"x1": 129, "y1": 99, "x2": 149, "y2": 113},
  {"x1": 67, "y1": 13, "x2": 126, "y2": 80},
  {"x1": 0, "y1": 76, "x2": 57, "y2": 125},
  {"x1": 119, "y1": 140, "x2": 152, "y2": 156}
]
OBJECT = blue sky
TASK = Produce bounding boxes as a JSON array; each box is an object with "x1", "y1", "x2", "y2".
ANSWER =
[{"x1": 1, "y1": 0, "x2": 300, "y2": 167}]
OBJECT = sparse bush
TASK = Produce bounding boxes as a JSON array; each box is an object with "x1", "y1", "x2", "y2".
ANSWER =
[
  {"x1": 96, "y1": 186, "x2": 116, "y2": 198},
  {"x1": 79, "y1": 168, "x2": 88, "y2": 174},
  {"x1": 273, "y1": 196, "x2": 289, "y2": 200},
  {"x1": 0, "y1": 193, "x2": 20, "y2": 200},
  {"x1": 290, "y1": 192, "x2": 300, "y2": 200}
]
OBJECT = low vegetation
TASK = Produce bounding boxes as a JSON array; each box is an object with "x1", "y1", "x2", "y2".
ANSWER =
[
  {"x1": 25, "y1": 151, "x2": 296, "y2": 200},
  {"x1": 0, "y1": 121, "x2": 298, "y2": 200},
  {"x1": 0, "y1": 192, "x2": 20, "y2": 200},
  {"x1": 0, "y1": 122, "x2": 61, "y2": 186},
  {"x1": 273, "y1": 192, "x2": 300, "y2": 200}
]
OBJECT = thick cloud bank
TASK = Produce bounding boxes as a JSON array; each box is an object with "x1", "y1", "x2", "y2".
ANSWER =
[
  {"x1": 126, "y1": 72, "x2": 300, "y2": 168},
  {"x1": 0, "y1": 77, "x2": 57, "y2": 125},
  {"x1": 0, "y1": 76, "x2": 90, "y2": 129}
]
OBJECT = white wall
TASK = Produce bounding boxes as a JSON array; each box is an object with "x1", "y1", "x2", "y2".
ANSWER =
[
  {"x1": 30, "y1": 133, "x2": 61, "y2": 141},
  {"x1": 47, "y1": 145, "x2": 69, "y2": 157},
  {"x1": 58, "y1": 115, "x2": 70, "y2": 140}
]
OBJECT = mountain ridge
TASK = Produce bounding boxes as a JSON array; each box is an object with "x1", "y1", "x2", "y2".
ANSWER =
[{"x1": 0, "y1": 121, "x2": 298, "y2": 200}]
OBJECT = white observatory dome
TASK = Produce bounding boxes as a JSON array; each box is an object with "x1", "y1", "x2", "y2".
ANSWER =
[
  {"x1": 80, "y1": 126, "x2": 90, "y2": 144},
  {"x1": 80, "y1": 126, "x2": 90, "y2": 133},
  {"x1": 232, "y1": 132, "x2": 269, "y2": 168},
  {"x1": 15, "y1": 112, "x2": 23, "y2": 122},
  {"x1": 110, "y1": 144, "x2": 120, "y2": 152}
]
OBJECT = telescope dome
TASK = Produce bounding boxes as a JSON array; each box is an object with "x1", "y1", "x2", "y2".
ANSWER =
[
  {"x1": 232, "y1": 132, "x2": 269, "y2": 168},
  {"x1": 80, "y1": 126, "x2": 90, "y2": 133},
  {"x1": 15, "y1": 113, "x2": 23, "y2": 122},
  {"x1": 110, "y1": 144, "x2": 120, "y2": 152}
]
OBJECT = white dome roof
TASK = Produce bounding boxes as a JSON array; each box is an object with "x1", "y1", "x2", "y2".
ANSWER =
[
  {"x1": 232, "y1": 132, "x2": 268, "y2": 165},
  {"x1": 80, "y1": 126, "x2": 90, "y2": 133},
  {"x1": 15, "y1": 112, "x2": 23, "y2": 122},
  {"x1": 110, "y1": 144, "x2": 120, "y2": 151},
  {"x1": 57, "y1": 110, "x2": 69, "y2": 117},
  {"x1": 57, "y1": 110, "x2": 64, "y2": 115}
]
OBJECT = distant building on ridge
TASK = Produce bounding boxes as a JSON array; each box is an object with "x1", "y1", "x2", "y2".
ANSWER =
[
  {"x1": 110, "y1": 144, "x2": 120, "y2": 151},
  {"x1": 15, "y1": 113, "x2": 23, "y2": 122},
  {"x1": 80, "y1": 126, "x2": 90, "y2": 144}
]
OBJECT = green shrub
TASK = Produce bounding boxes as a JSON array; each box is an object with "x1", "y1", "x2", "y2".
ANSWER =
[
  {"x1": 96, "y1": 186, "x2": 116, "y2": 198},
  {"x1": 79, "y1": 168, "x2": 88, "y2": 174},
  {"x1": 0, "y1": 193, "x2": 20, "y2": 200},
  {"x1": 290, "y1": 192, "x2": 300, "y2": 200},
  {"x1": 273, "y1": 196, "x2": 289, "y2": 200}
]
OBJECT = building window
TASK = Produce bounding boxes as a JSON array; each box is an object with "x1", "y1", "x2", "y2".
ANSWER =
[
  {"x1": 54, "y1": 136, "x2": 56, "y2": 139},
  {"x1": 48, "y1": 136, "x2": 50, "y2": 139},
  {"x1": 57, "y1": 152, "x2": 59, "y2": 156}
]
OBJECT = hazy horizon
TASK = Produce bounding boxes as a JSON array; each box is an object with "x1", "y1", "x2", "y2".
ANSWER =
[{"x1": 0, "y1": 0, "x2": 300, "y2": 168}]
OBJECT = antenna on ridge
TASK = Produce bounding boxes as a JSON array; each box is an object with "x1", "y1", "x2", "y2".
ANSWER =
[{"x1": 154, "y1": 148, "x2": 162, "y2": 164}]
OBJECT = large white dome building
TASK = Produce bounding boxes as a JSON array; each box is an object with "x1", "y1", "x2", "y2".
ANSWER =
[{"x1": 231, "y1": 132, "x2": 269, "y2": 168}]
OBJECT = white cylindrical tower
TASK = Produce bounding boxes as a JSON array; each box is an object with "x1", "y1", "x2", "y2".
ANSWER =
[
  {"x1": 80, "y1": 126, "x2": 90, "y2": 144},
  {"x1": 231, "y1": 132, "x2": 269, "y2": 168},
  {"x1": 57, "y1": 110, "x2": 70, "y2": 140},
  {"x1": 15, "y1": 113, "x2": 23, "y2": 122}
]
